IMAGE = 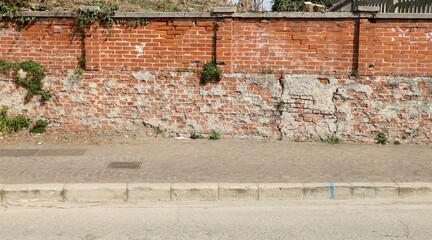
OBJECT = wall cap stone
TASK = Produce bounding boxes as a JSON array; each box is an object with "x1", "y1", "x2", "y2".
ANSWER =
[
  {"x1": 10, "y1": 11, "x2": 432, "y2": 19},
  {"x1": 357, "y1": 6, "x2": 380, "y2": 13}
]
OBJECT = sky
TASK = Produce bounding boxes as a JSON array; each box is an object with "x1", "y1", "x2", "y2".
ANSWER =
[{"x1": 230, "y1": 0, "x2": 273, "y2": 11}]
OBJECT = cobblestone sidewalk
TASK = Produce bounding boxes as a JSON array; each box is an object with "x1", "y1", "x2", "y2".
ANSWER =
[{"x1": 0, "y1": 138, "x2": 431, "y2": 184}]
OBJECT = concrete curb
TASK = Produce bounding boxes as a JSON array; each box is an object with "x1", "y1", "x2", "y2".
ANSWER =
[{"x1": 1, "y1": 182, "x2": 431, "y2": 204}]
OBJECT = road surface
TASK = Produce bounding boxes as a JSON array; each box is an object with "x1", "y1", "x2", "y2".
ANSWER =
[{"x1": 1, "y1": 200, "x2": 432, "y2": 239}]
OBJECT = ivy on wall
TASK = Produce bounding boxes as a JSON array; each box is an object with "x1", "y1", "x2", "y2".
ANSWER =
[
  {"x1": 0, "y1": 59, "x2": 52, "y2": 104},
  {"x1": 0, "y1": 0, "x2": 37, "y2": 30}
]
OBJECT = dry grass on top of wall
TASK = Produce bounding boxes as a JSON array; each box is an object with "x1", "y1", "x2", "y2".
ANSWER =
[{"x1": 9, "y1": 0, "x2": 233, "y2": 12}]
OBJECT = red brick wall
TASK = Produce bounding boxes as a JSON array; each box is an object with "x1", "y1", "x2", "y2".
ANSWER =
[
  {"x1": 359, "y1": 19, "x2": 432, "y2": 76},
  {"x1": 92, "y1": 19, "x2": 215, "y2": 71},
  {"x1": 1, "y1": 15, "x2": 432, "y2": 143},
  {"x1": 227, "y1": 19, "x2": 357, "y2": 74},
  {"x1": 1, "y1": 17, "x2": 431, "y2": 76},
  {"x1": 0, "y1": 19, "x2": 82, "y2": 71}
]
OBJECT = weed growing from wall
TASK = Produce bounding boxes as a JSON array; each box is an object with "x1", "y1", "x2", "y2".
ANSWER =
[
  {"x1": 0, "y1": 106, "x2": 49, "y2": 134},
  {"x1": 75, "y1": 2, "x2": 118, "y2": 33},
  {"x1": 322, "y1": 136, "x2": 341, "y2": 144},
  {"x1": 30, "y1": 119, "x2": 49, "y2": 133},
  {"x1": 351, "y1": 69, "x2": 360, "y2": 79},
  {"x1": 77, "y1": 55, "x2": 86, "y2": 69},
  {"x1": 0, "y1": 106, "x2": 30, "y2": 133},
  {"x1": 117, "y1": 18, "x2": 149, "y2": 30},
  {"x1": 200, "y1": 62, "x2": 221, "y2": 85},
  {"x1": 209, "y1": 130, "x2": 221, "y2": 140},
  {"x1": 276, "y1": 74, "x2": 285, "y2": 140},
  {"x1": 377, "y1": 132, "x2": 389, "y2": 145},
  {"x1": 0, "y1": 59, "x2": 52, "y2": 104}
]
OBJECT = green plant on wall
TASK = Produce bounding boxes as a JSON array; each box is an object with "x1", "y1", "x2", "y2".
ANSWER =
[
  {"x1": 377, "y1": 132, "x2": 389, "y2": 145},
  {"x1": 0, "y1": 1, "x2": 38, "y2": 31},
  {"x1": 30, "y1": 119, "x2": 49, "y2": 133},
  {"x1": 77, "y1": 55, "x2": 86, "y2": 69},
  {"x1": 322, "y1": 135, "x2": 341, "y2": 144},
  {"x1": 0, "y1": 106, "x2": 49, "y2": 134},
  {"x1": 209, "y1": 130, "x2": 221, "y2": 140},
  {"x1": 0, "y1": 59, "x2": 52, "y2": 104},
  {"x1": 117, "y1": 18, "x2": 149, "y2": 29},
  {"x1": 200, "y1": 62, "x2": 222, "y2": 85},
  {"x1": 0, "y1": 106, "x2": 30, "y2": 133},
  {"x1": 13, "y1": 60, "x2": 52, "y2": 103},
  {"x1": 76, "y1": 2, "x2": 118, "y2": 33}
]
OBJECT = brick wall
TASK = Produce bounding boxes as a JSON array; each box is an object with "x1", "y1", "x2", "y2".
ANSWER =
[
  {"x1": 0, "y1": 14, "x2": 431, "y2": 143},
  {"x1": 358, "y1": 19, "x2": 432, "y2": 76},
  {"x1": 0, "y1": 19, "x2": 82, "y2": 71}
]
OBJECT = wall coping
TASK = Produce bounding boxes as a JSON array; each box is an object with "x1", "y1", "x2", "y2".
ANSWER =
[{"x1": 8, "y1": 11, "x2": 432, "y2": 19}]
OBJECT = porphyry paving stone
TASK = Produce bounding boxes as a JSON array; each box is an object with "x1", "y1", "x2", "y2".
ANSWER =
[
  {"x1": 35, "y1": 149, "x2": 87, "y2": 157},
  {"x1": 0, "y1": 138, "x2": 431, "y2": 184},
  {"x1": 0, "y1": 149, "x2": 40, "y2": 157}
]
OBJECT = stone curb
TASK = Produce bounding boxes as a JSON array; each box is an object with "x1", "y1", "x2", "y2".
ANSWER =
[{"x1": 0, "y1": 182, "x2": 431, "y2": 204}]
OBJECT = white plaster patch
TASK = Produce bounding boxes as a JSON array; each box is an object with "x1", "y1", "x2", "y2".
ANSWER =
[
  {"x1": 135, "y1": 44, "x2": 145, "y2": 57},
  {"x1": 398, "y1": 29, "x2": 409, "y2": 37},
  {"x1": 427, "y1": 33, "x2": 432, "y2": 42},
  {"x1": 281, "y1": 75, "x2": 338, "y2": 113},
  {"x1": 429, "y1": 106, "x2": 432, "y2": 119},
  {"x1": 132, "y1": 71, "x2": 155, "y2": 82}
]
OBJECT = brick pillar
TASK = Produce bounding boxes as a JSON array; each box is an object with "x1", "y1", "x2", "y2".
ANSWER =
[
  {"x1": 357, "y1": 18, "x2": 376, "y2": 76},
  {"x1": 212, "y1": 7, "x2": 236, "y2": 73},
  {"x1": 84, "y1": 21, "x2": 101, "y2": 71},
  {"x1": 216, "y1": 18, "x2": 234, "y2": 73},
  {"x1": 356, "y1": 8, "x2": 380, "y2": 76}
]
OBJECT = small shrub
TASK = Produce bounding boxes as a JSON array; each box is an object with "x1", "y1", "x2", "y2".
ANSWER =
[
  {"x1": 200, "y1": 62, "x2": 221, "y2": 85},
  {"x1": 322, "y1": 136, "x2": 341, "y2": 144},
  {"x1": 377, "y1": 132, "x2": 389, "y2": 145},
  {"x1": 30, "y1": 120, "x2": 49, "y2": 134},
  {"x1": 209, "y1": 130, "x2": 221, "y2": 140},
  {"x1": 0, "y1": 59, "x2": 16, "y2": 75},
  {"x1": 9, "y1": 115, "x2": 31, "y2": 132},
  {"x1": 0, "y1": 106, "x2": 31, "y2": 133}
]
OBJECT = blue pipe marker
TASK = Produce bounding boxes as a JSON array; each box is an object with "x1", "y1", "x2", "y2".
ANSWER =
[{"x1": 329, "y1": 180, "x2": 335, "y2": 200}]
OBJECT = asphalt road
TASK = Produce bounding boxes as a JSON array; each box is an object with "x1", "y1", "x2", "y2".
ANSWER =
[{"x1": 1, "y1": 200, "x2": 432, "y2": 240}]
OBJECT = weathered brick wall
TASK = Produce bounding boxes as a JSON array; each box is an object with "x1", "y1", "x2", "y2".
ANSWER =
[
  {"x1": 88, "y1": 19, "x2": 215, "y2": 71},
  {"x1": 0, "y1": 20, "x2": 82, "y2": 71},
  {"x1": 359, "y1": 19, "x2": 432, "y2": 76},
  {"x1": 1, "y1": 14, "x2": 431, "y2": 143},
  {"x1": 227, "y1": 19, "x2": 357, "y2": 74}
]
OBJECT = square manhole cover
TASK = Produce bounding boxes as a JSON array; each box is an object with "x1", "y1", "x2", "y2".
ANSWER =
[{"x1": 107, "y1": 162, "x2": 142, "y2": 169}]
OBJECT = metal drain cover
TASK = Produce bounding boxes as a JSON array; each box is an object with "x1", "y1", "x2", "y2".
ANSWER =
[{"x1": 107, "y1": 162, "x2": 142, "y2": 169}]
